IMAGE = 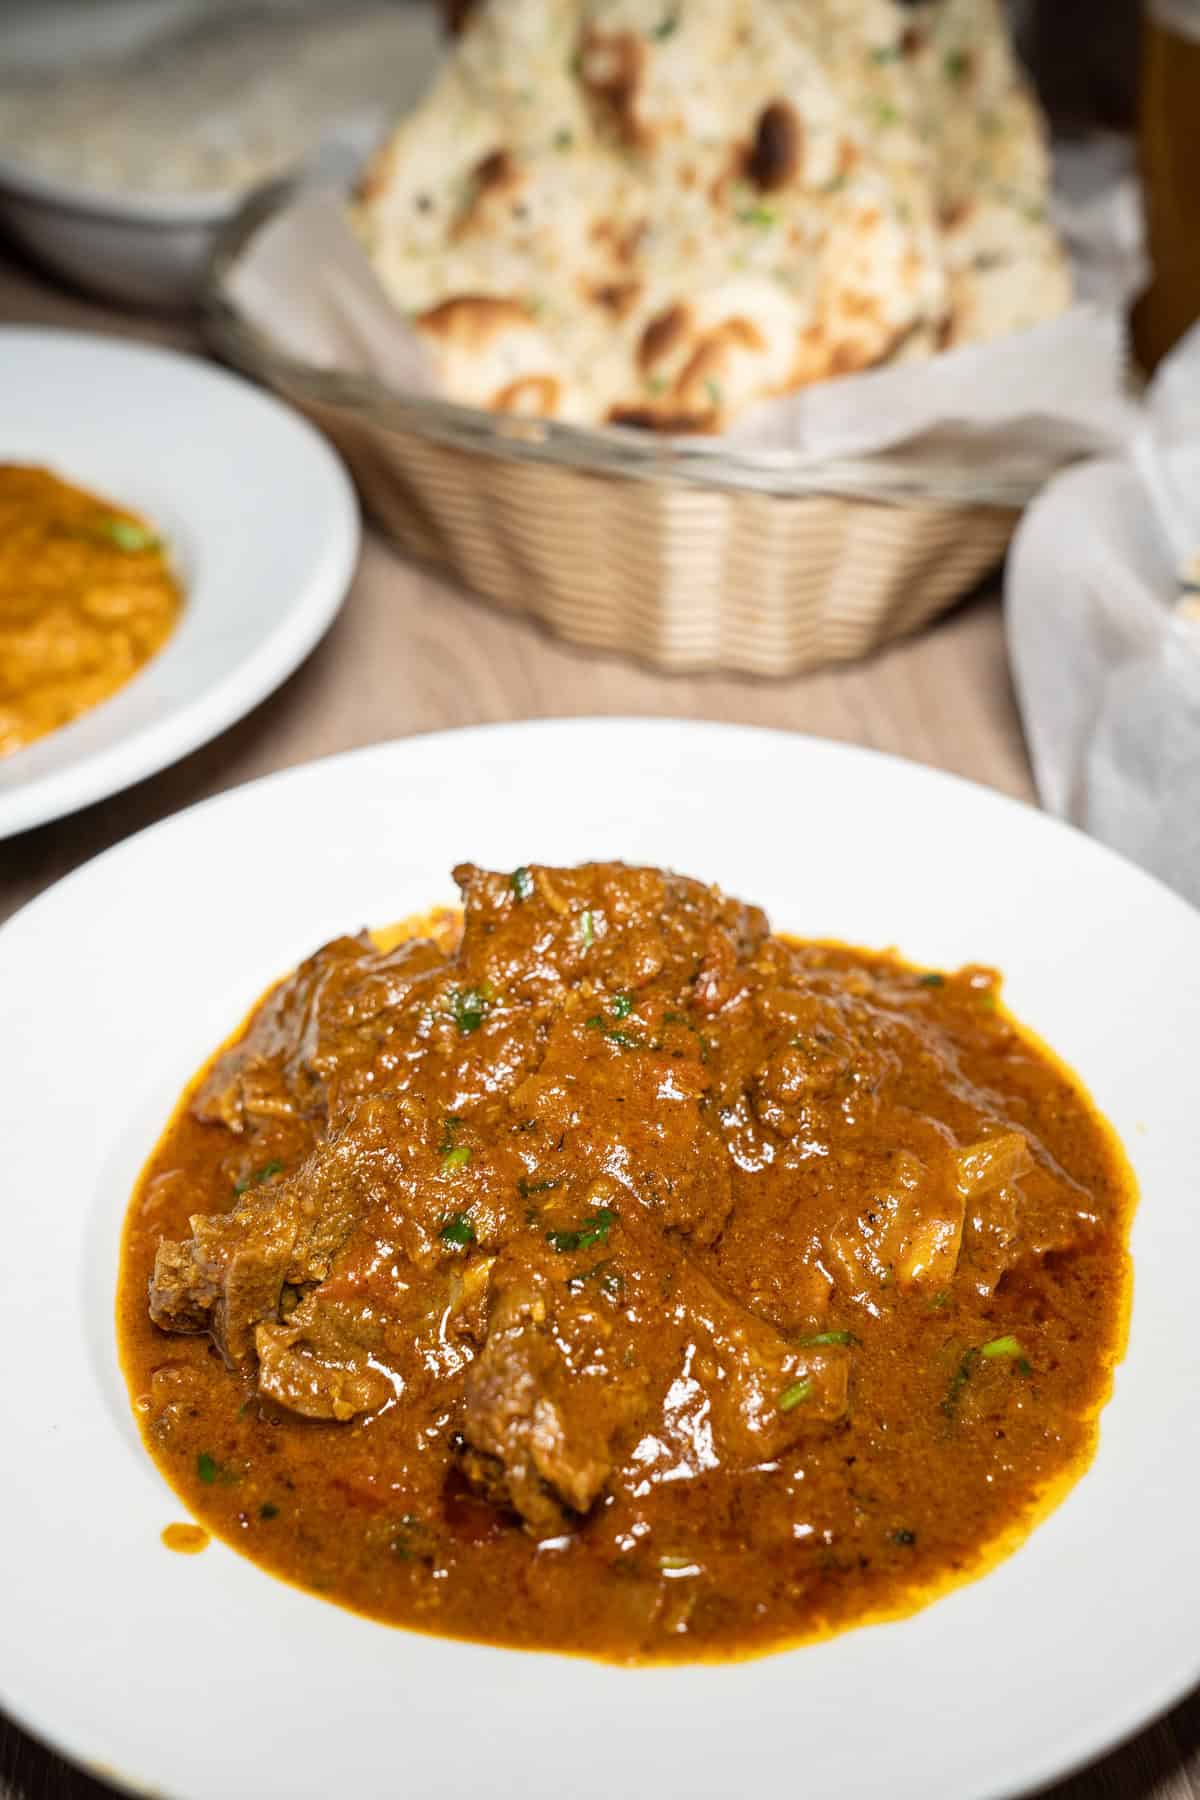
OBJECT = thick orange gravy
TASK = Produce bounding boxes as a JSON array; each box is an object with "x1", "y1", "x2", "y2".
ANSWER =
[
  {"x1": 118, "y1": 863, "x2": 1133, "y2": 1664},
  {"x1": 0, "y1": 465, "x2": 181, "y2": 758}
]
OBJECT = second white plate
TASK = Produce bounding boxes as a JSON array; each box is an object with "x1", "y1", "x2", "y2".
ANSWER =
[{"x1": 0, "y1": 327, "x2": 359, "y2": 838}]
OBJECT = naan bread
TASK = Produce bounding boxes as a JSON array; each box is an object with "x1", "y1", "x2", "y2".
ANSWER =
[{"x1": 355, "y1": 0, "x2": 1066, "y2": 429}]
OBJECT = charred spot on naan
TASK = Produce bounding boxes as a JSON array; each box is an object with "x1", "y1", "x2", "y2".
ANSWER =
[
  {"x1": 583, "y1": 277, "x2": 643, "y2": 320},
  {"x1": 579, "y1": 28, "x2": 649, "y2": 149},
  {"x1": 637, "y1": 302, "x2": 691, "y2": 375},
  {"x1": 451, "y1": 148, "x2": 529, "y2": 243},
  {"x1": 745, "y1": 101, "x2": 803, "y2": 192},
  {"x1": 417, "y1": 294, "x2": 538, "y2": 351},
  {"x1": 491, "y1": 375, "x2": 563, "y2": 416}
]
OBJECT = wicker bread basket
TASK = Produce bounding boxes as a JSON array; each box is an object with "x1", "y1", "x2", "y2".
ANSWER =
[{"x1": 208, "y1": 186, "x2": 1020, "y2": 677}]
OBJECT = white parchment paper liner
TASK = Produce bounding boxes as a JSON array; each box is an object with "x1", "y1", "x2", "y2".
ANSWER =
[{"x1": 1008, "y1": 321, "x2": 1200, "y2": 907}]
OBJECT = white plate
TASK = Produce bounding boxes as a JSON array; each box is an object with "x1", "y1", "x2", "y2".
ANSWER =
[
  {"x1": 1, "y1": 719, "x2": 1197, "y2": 1800},
  {"x1": 0, "y1": 328, "x2": 358, "y2": 837}
]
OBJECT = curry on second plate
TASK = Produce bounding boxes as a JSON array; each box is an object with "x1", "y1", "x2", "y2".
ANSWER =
[
  {"x1": 0, "y1": 465, "x2": 181, "y2": 759},
  {"x1": 118, "y1": 861, "x2": 1133, "y2": 1662}
]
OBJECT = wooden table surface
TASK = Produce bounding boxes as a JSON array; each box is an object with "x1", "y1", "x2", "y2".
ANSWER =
[{"x1": 1, "y1": 244, "x2": 1195, "y2": 1800}]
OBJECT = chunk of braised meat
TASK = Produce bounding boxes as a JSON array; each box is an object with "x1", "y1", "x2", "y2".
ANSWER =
[
  {"x1": 150, "y1": 1091, "x2": 442, "y2": 1366},
  {"x1": 457, "y1": 1207, "x2": 850, "y2": 1535},
  {"x1": 459, "y1": 1239, "x2": 650, "y2": 1536},
  {"x1": 191, "y1": 927, "x2": 455, "y2": 1138}
]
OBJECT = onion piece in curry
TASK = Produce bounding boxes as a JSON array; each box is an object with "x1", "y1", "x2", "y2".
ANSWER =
[
  {"x1": 0, "y1": 465, "x2": 181, "y2": 758},
  {"x1": 118, "y1": 861, "x2": 1133, "y2": 1663}
]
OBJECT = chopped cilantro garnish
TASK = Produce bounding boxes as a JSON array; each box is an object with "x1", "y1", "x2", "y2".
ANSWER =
[
  {"x1": 567, "y1": 1258, "x2": 624, "y2": 1299},
  {"x1": 439, "y1": 1115, "x2": 462, "y2": 1154},
  {"x1": 510, "y1": 866, "x2": 534, "y2": 902},
  {"x1": 918, "y1": 972, "x2": 945, "y2": 988},
  {"x1": 778, "y1": 1379, "x2": 813, "y2": 1412},
  {"x1": 98, "y1": 516, "x2": 160, "y2": 552},
  {"x1": 233, "y1": 1159, "x2": 283, "y2": 1195},
  {"x1": 796, "y1": 1329, "x2": 857, "y2": 1347},
  {"x1": 518, "y1": 1177, "x2": 560, "y2": 1199},
  {"x1": 259, "y1": 1502, "x2": 279, "y2": 1521},
  {"x1": 439, "y1": 1211, "x2": 476, "y2": 1248},
  {"x1": 942, "y1": 1347, "x2": 981, "y2": 1416},
  {"x1": 196, "y1": 1452, "x2": 238, "y2": 1486},
  {"x1": 611, "y1": 992, "x2": 634, "y2": 1018},
  {"x1": 547, "y1": 1207, "x2": 617, "y2": 1254},
  {"x1": 451, "y1": 985, "x2": 492, "y2": 1034}
]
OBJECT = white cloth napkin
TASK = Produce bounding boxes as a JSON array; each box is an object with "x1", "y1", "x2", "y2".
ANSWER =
[{"x1": 1007, "y1": 321, "x2": 1200, "y2": 907}]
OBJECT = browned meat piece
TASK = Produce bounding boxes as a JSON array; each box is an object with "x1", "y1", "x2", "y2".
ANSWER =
[
  {"x1": 459, "y1": 1240, "x2": 651, "y2": 1536},
  {"x1": 255, "y1": 1296, "x2": 394, "y2": 1422},
  {"x1": 150, "y1": 1092, "x2": 437, "y2": 1366},
  {"x1": 459, "y1": 1210, "x2": 849, "y2": 1534},
  {"x1": 192, "y1": 929, "x2": 451, "y2": 1136}
]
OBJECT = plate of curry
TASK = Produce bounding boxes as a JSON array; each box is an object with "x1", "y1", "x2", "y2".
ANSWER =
[
  {"x1": 0, "y1": 465, "x2": 182, "y2": 759},
  {"x1": 0, "y1": 721, "x2": 1197, "y2": 1800},
  {"x1": 0, "y1": 328, "x2": 357, "y2": 838}
]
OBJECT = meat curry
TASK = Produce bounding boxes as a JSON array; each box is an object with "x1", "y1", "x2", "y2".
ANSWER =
[
  {"x1": 118, "y1": 862, "x2": 1133, "y2": 1662},
  {"x1": 0, "y1": 465, "x2": 180, "y2": 759}
]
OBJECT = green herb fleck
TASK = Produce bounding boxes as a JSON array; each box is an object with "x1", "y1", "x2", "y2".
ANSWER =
[
  {"x1": 586, "y1": 1012, "x2": 645, "y2": 1049},
  {"x1": 259, "y1": 1502, "x2": 279, "y2": 1521},
  {"x1": 510, "y1": 865, "x2": 534, "y2": 901},
  {"x1": 890, "y1": 1527, "x2": 917, "y2": 1546},
  {"x1": 517, "y1": 1177, "x2": 560, "y2": 1199},
  {"x1": 391, "y1": 1513, "x2": 432, "y2": 1564},
  {"x1": 942, "y1": 1347, "x2": 981, "y2": 1417},
  {"x1": 778, "y1": 1379, "x2": 814, "y2": 1412},
  {"x1": 98, "y1": 516, "x2": 160, "y2": 552},
  {"x1": 451, "y1": 985, "x2": 492, "y2": 1035},
  {"x1": 547, "y1": 1207, "x2": 617, "y2": 1254},
  {"x1": 439, "y1": 1115, "x2": 463, "y2": 1154},
  {"x1": 944, "y1": 48, "x2": 970, "y2": 83},
  {"x1": 796, "y1": 1329, "x2": 857, "y2": 1347},
  {"x1": 981, "y1": 1334, "x2": 1023, "y2": 1360},
  {"x1": 580, "y1": 909, "x2": 595, "y2": 949},
  {"x1": 195, "y1": 1452, "x2": 238, "y2": 1486},
  {"x1": 1016, "y1": 1356, "x2": 1033, "y2": 1378},
  {"x1": 737, "y1": 204, "x2": 777, "y2": 227},
  {"x1": 876, "y1": 100, "x2": 900, "y2": 126},
  {"x1": 553, "y1": 127, "x2": 573, "y2": 150},
  {"x1": 439, "y1": 1210, "x2": 476, "y2": 1249},
  {"x1": 611, "y1": 992, "x2": 634, "y2": 1019},
  {"x1": 929, "y1": 1291, "x2": 950, "y2": 1311},
  {"x1": 918, "y1": 972, "x2": 945, "y2": 988},
  {"x1": 233, "y1": 1159, "x2": 283, "y2": 1195},
  {"x1": 442, "y1": 1145, "x2": 472, "y2": 1170},
  {"x1": 650, "y1": 12, "x2": 678, "y2": 38},
  {"x1": 870, "y1": 43, "x2": 901, "y2": 62},
  {"x1": 567, "y1": 1257, "x2": 624, "y2": 1299}
]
